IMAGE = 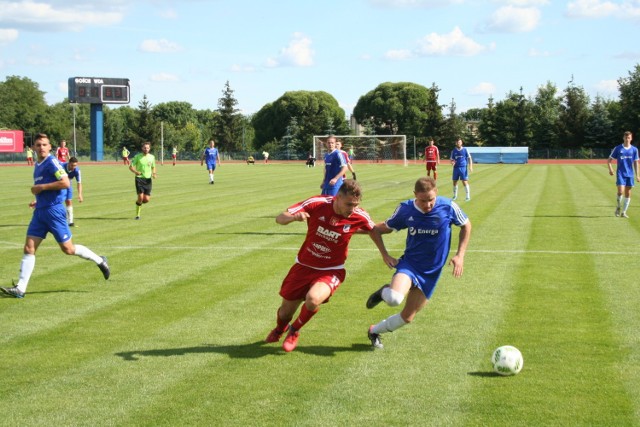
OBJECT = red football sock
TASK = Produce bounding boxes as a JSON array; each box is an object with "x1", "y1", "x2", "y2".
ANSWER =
[
  {"x1": 276, "y1": 308, "x2": 292, "y2": 332},
  {"x1": 291, "y1": 305, "x2": 319, "y2": 330}
]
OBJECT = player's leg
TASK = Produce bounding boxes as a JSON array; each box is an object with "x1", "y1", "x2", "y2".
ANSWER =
[
  {"x1": 622, "y1": 184, "x2": 632, "y2": 217},
  {"x1": 59, "y1": 240, "x2": 110, "y2": 280},
  {"x1": 452, "y1": 178, "x2": 459, "y2": 200},
  {"x1": 64, "y1": 187, "x2": 74, "y2": 226},
  {"x1": 433, "y1": 164, "x2": 438, "y2": 180},
  {"x1": 266, "y1": 298, "x2": 302, "y2": 343},
  {"x1": 2, "y1": 235, "x2": 43, "y2": 297},
  {"x1": 463, "y1": 178, "x2": 471, "y2": 201},
  {"x1": 283, "y1": 273, "x2": 341, "y2": 352}
]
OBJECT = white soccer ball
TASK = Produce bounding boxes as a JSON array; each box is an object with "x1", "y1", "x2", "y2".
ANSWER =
[{"x1": 491, "y1": 345, "x2": 523, "y2": 376}]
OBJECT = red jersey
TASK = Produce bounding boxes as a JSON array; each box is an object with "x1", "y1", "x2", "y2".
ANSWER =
[
  {"x1": 287, "y1": 196, "x2": 375, "y2": 269},
  {"x1": 425, "y1": 145, "x2": 439, "y2": 162},
  {"x1": 57, "y1": 147, "x2": 69, "y2": 162}
]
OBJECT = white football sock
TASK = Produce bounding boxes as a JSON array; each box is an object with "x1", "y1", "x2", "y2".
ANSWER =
[
  {"x1": 67, "y1": 206, "x2": 74, "y2": 223},
  {"x1": 74, "y1": 244, "x2": 103, "y2": 264},
  {"x1": 371, "y1": 313, "x2": 407, "y2": 334},
  {"x1": 16, "y1": 254, "x2": 36, "y2": 292},
  {"x1": 624, "y1": 197, "x2": 631, "y2": 212}
]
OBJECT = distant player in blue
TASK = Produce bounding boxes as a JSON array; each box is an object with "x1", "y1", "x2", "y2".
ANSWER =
[
  {"x1": 608, "y1": 131, "x2": 640, "y2": 218},
  {"x1": 365, "y1": 177, "x2": 471, "y2": 349},
  {"x1": 60, "y1": 157, "x2": 83, "y2": 226},
  {"x1": 450, "y1": 138, "x2": 473, "y2": 201},
  {"x1": 1, "y1": 133, "x2": 109, "y2": 299},
  {"x1": 321, "y1": 135, "x2": 348, "y2": 196},
  {"x1": 201, "y1": 139, "x2": 221, "y2": 185}
]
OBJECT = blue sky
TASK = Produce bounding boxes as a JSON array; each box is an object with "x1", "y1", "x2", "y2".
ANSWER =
[{"x1": 1, "y1": 0, "x2": 639, "y2": 116}]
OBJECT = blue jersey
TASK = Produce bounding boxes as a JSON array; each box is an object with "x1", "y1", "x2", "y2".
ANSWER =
[
  {"x1": 33, "y1": 155, "x2": 67, "y2": 209},
  {"x1": 609, "y1": 144, "x2": 639, "y2": 178},
  {"x1": 61, "y1": 162, "x2": 81, "y2": 183},
  {"x1": 322, "y1": 149, "x2": 347, "y2": 194},
  {"x1": 451, "y1": 147, "x2": 470, "y2": 167},
  {"x1": 386, "y1": 196, "x2": 468, "y2": 275},
  {"x1": 203, "y1": 147, "x2": 219, "y2": 165}
]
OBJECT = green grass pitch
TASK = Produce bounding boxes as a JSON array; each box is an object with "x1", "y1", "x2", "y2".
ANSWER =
[{"x1": 1, "y1": 160, "x2": 639, "y2": 426}]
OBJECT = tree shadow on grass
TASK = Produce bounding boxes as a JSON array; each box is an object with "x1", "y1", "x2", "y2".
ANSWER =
[{"x1": 116, "y1": 341, "x2": 372, "y2": 361}]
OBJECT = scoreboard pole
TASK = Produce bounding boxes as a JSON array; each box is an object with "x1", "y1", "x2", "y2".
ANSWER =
[{"x1": 90, "y1": 104, "x2": 104, "y2": 161}]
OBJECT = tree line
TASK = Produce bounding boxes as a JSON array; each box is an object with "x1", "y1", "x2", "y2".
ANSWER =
[{"x1": 1, "y1": 64, "x2": 639, "y2": 159}]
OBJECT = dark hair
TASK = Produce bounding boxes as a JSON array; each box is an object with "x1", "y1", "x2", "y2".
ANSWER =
[
  {"x1": 415, "y1": 177, "x2": 437, "y2": 193},
  {"x1": 69, "y1": 157, "x2": 79, "y2": 163},
  {"x1": 338, "y1": 179, "x2": 362, "y2": 198}
]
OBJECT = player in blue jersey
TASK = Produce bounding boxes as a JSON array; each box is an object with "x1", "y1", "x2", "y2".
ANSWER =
[
  {"x1": 321, "y1": 135, "x2": 348, "y2": 196},
  {"x1": 450, "y1": 138, "x2": 473, "y2": 201},
  {"x1": 1, "y1": 134, "x2": 110, "y2": 299},
  {"x1": 201, "y1": 139, "x2": 221, "y2": 184},
  {"x1": 365, "y1": 176, "x2": 471, "y2": 348},
  {"x1": 60, "y1": 157, "x2": 83, "y2": 226},
  {"x1": 608, "y1": 131, "x2": 640, "y2": 218}
]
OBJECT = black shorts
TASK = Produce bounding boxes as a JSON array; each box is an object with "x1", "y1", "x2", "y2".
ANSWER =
[{"x1": 135, "y1": 177, "x2": 152, "y2": 195}]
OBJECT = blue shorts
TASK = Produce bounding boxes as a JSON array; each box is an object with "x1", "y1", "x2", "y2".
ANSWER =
[
  {"x1": 60, "y1": 186, "x2": 73, "y2": 201},
  {"x1": 206, "y1": 162, "x2": 217, "y2": 171},
  {"x1": 453, "y1": 167, "x2": 468, "y2": 181},
  {"x1": 394, "y1": 258, "x2": 443, "y2": 299},
  {"x1": 617, "y1": 175, "x2": 635, "y2": 187},
  {"x1": 27, "y1": 204, "x2": 72, "y2": 243},
  {"x1": 322, "y1": 181, "x2": 342, "y2": 196}
]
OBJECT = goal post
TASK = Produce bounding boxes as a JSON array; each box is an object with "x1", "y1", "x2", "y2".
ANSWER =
[{"x1": 312, "y1": 135, "x2": 407, "y2": 166}]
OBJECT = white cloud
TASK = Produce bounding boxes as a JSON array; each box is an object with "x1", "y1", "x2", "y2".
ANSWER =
[
  {"x1": 501, "y1": 0, "x2": 549, "y2": 5},
  {"x1": 0, "y1": 28, "x2": 18, "y2": 45},
  {"x1": 468, "y1": 82, "x2": 496, "y2": 95},
  {"x1": 414, "y1": 26, "x2": 488, "y2": 56},
  {"x1": 266, "y1": 32, "x2": 314, "y2": 67},
  {"x1": 566, "y1": 0, "x2": 640, "y2": 20},
  {"x1": 139, "y1": 39, "x2": 183, "y2": 53},
  {"x1": 484, "y1": 6, "x2": 541, "y2": 32},
  {"x1": 150, "y1": 73, "x2": 179, "y2": 82},
  {"x1": 594, "y1": 79, "x2": 619, "y2": 95},
  {"x1": 384, "y1": 49, "x2": 413, "y2": 60},
  {"x1": 613, "y1": 51, "x2": 640, "y2": 59},
  {"x1": 0, "y1": 1, "x2": 125, "y2": 31}
]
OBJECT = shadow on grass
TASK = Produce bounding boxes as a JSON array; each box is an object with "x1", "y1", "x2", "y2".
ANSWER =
[
  {"x1": 523, "y1": 215, "x2": 602, "y2": 218},
  {"x1": 467, "y1": 371, "x2": 506, "y2": 377},
  {"x1": 211, "y1": 231, "x2": 306, "y2": 236},
  {"x1": 80, "y1": 217, "x2": 133, "y2": 221},
  {"x1": 116, "y1": 341, "x2": 372, "y2": 361},
  {"x1": 1, "y1": 289, "x2": 89, "y2": 298}
]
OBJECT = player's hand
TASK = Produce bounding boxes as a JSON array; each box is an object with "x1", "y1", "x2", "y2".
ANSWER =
[
  {"x1": 78, "y1": 196, "x2": 84, "y2": 203},
  {"x1": 449, "y1": 255, "x2": 464, "y2": 278},
  {"x1": 294, "y1": 212, "x2": 310, "y2": 222},
  {"x1": 31, "y1": 185, "x2": 42, "y2": 195},
  {"x1": 382, "y1": 254, "x2": 398, "y2": 269},
  {"x1": 29, "y1": 201, "x2": 37, "y2": 209},
  {"x1": 609, "y1": 170, "x2": 614, "y2": 176}
]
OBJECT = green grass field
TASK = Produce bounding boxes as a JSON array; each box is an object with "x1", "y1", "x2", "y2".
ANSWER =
[{"x1": 1, "y1": 160, "x2": 639, "y2": 426}]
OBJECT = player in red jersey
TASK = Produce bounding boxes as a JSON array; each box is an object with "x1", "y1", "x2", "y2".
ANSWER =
[
  {"x1": 265, "y1": 180, "x2": 385, "y2": 352},
  {"x1": 425, "y1": 138, "x2": 440, "y2": 179},
  {"x1": 56, "y1": 140, "x2": 70, "y2": 163}
]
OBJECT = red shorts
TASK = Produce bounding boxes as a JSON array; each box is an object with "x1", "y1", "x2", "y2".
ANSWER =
[
  {"x1": 279, "y1": 263, "x2": 346, "y2": 302},
  {"x1": 426, "y1": 161, "x2": 437, "y2": 171}
]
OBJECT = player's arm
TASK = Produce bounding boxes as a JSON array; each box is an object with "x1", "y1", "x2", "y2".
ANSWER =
[
  {"x1": 276, "y1": 210, "x2": 310, "y2": 225},
  {"x1": 152, "y1": 165, "x2": 157, "y2": 179},
  {"x1": 449, "y1": 220, "x2": 471, "y2": 278},
  {"x1": 77, "y1": 182, "x2": 83, "y2": 202},
  {"x1": 200, "y1": 151, "x2": 205, "y2": 165},
  {"x1": 436, "y1": 147, "x2": 440, "y2": 165},
  {"x1": 635, "y1": 159, "x2": 640, "y2": 182},
  {"x1": 129, "y1": 163, "x2": 141, "y2": 176},
  {"x1": 330, "y1": 165, "x2": 349, "y2": 185},
  {"x1": 370, "y1": 222, "x2": 398, "y2": 269},
  {"x1": 467, "y1": 153, "x2": 473, "y2": 172},
  {"x1": 607, "y1": 156, "x2": 615, "y2": 176},
  {"x1": 32, "y1": 175, "x2": 70, "y2": 195}
]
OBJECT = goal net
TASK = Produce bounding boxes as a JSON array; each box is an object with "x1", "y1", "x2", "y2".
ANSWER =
[{"x1": 312, "y1": 135, "x2": 407, "y2": 166}]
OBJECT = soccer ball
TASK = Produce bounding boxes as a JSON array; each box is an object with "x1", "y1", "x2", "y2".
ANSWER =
[{"x1": 491, "y1": 345, "x2": 523, "y2": 376}]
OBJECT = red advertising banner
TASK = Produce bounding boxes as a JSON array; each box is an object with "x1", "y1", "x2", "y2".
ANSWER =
[{"x1": 0, "y1": 130, "x2": 24, "y2": 153}]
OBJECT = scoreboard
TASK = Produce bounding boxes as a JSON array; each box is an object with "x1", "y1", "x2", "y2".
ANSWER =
[{"x1": 68, "y1": 77, "x2": 130, "y2": 104}]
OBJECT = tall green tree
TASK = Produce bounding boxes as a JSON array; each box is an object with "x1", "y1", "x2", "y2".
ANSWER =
[
  {"x1": 618, "y1": 63, "x2": 640, "y2": 136},
  {"x1": 251, "y1": 91, "x2": 348, "y2": 155},
  {"x1": 353, "y1": 82, "x2": 439, "y2": 138},
  {"x1": 556, "y1": 79, "x2": 590, "y2": 149},
  {"x1": 129, "y1": 95, "x2": 156, "y2": 149},
  {"x1": 493, "y1": 89, "x2": 534, "y2": 146},
  {"x1": 478, "y1": 96, "x2": 499, "y2": 146},
  {"x1": 215, "y1": 81, "x2": 243, "y2": 152},
  {"x1": 584, "y1": 95, "x2": 616, "y2": 150},
  {"x1": 532, "y1": 82, "x2": 561, "y2": 150},
  {"x1": 440, "y1": 98, "x2": 467, "y2": 147},
  {"x1": 0, "y1": 76, "x2": 49, "y2": 138}
]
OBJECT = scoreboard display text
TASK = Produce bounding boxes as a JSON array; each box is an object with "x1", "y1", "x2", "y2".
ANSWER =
[{"x1": 68, "y1": 77, "x2": 130, "y2": 104}]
